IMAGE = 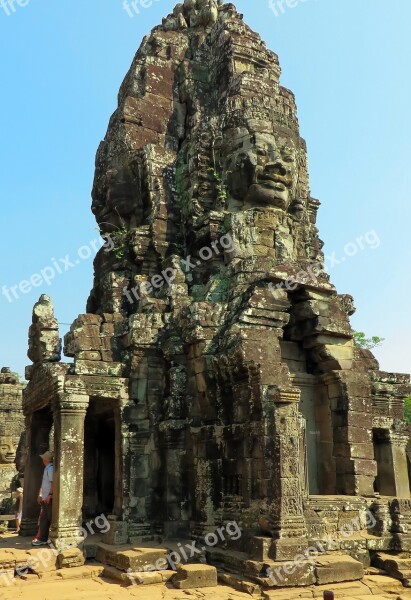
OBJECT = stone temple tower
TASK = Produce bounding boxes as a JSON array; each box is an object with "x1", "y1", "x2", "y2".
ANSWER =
[{"x1": 22, "y1": 0, "x2": 411, "y2": 587}]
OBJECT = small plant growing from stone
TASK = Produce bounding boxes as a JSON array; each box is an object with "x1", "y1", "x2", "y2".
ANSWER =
[
  {"x1": 353, "y1": 331, "x2": 384, "y2": 350},
  {"x1": 211, "y1": 135, "x2": 229, "y2": 208},
  {"x1": 98, "y1": 209, "x2": 129, "y2": 259}
]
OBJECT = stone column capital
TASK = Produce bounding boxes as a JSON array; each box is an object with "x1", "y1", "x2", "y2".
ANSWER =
[
  {"x1": 266, "y1": 386, "x2": 301, "y2": 404},
  {"x1": 390, "y1": 433, "x2": 409, "y2": 449},
  {"x1": 53, "y1": 394, "x2": 89, "y2": 414}
]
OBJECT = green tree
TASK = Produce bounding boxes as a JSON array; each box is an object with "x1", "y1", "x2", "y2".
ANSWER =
[
  {"x1": 11, "y1": 372, "x2": 27, "y2": 389},
  {"x1": 404, "y1": 397, "x2": 411, "y2": 424},
  {"x1": 353, "y1": 331, "x2": 385, "y2": 350}
]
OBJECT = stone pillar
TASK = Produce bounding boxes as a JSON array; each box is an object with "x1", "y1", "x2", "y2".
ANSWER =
[
  {"x1": 391, "y1": 433, "x2": 410, "y2": 499},
  {"x1": 50, "y1": 394, "x2": 89, "y2": 550},
  {"x1": 266, "y1": 386, "x2": 308, "y2": 560},
  {"x1": 160, "y1": 423, "x2": 189, "y2": 539},
  {"x1": 127, "y1": 432, "x2": 153, "y2": 543}
]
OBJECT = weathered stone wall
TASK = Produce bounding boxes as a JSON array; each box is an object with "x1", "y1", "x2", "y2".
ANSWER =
[
  {"x1": 0, "y1": 367, "x2": 24, "y2": 508},
  {"x1": 22, "y1": 0, "x2": 411, "y2": 565}
]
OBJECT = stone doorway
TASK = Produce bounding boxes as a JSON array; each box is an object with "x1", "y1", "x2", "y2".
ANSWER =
[
  {"x1": 294, "y1": 374, "x2": 336, "y2": 496},
  {"x1": 83, "y1": 399, "x2": 116, "y2": 520},
  {"x1": 373, "y1": 428, "x2": 396, "y2": 496},
  {"x1": 21, "y1": 407, "x2": 54, "y2": 536}
]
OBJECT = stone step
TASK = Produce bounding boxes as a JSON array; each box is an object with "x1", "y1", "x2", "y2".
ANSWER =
[
  {"x1": 173, "y1": 564, "x2": 218, "y2": 589},
  {"x1": 218, "y1": 571, "x2": 262, "y2": 595},
  {"x1": 102, "y1": 564, "x2": 174, "y2": 586},
  {"x1": 314, "y1": 554, "x2": 364, "y2": 586},
  {"x1": 372, "y1": 553, "x2": 411, "y2": 587},
  {"x1": 205, "y1": 546, "x2": 250, "y2": 573},
  {"x1": 312, "y1": 581, "x2": 372, "y2": 598},
  {"x1": 19, "y1": 564, "x2": 104, "y2": 583},
  {"x1": 374, "y1": 552, "x2": 411, "y2": 570},
  {"x1": 262, "y1": 581, "x2": 390, "y2": 599},
  {"x1": 363, "y1": 573, "x2": 406, "y2": 594},
  {"x1": 162, "y1": 539, "x2": 205, "y2": 564},
  {"x1": 246, "y1": 558, "x2": 315, "y2": 588},
  {"x1": 96, "y1": 542, "x2": 170, "y2": 572},
  {"x1": 208, "y1": 548, "x2": 364, "y2": 588}
]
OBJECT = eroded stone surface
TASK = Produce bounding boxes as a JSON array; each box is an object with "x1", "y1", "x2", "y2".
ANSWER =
[
  {"x1": 0, "y1": 368, "x2": 24, "y2": 510},
  {"x1": 20, "y1": 0, "x2": 411, "y2": 588}
]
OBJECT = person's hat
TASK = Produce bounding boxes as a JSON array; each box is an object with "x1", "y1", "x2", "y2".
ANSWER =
[
  {"x1": 16, "y1": 487, "x2": 23, "y2": 493},
  {"x1": 39, "y1": 451, "x2": 53, "y2": 462}
]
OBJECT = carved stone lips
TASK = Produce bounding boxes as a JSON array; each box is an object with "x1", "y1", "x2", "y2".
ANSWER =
[{"x1": 259, "y1": 173, "x2": 291, "y2": 190}]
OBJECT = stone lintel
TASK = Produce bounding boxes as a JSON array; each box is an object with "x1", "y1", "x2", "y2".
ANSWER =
[{"x1": 266, "y1": 386, "x2": 300, "y2": 404}]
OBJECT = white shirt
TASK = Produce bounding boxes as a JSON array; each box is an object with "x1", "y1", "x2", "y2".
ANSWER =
[{"x1": 40, "y1": 463, "x2": 53, "y2": 500}]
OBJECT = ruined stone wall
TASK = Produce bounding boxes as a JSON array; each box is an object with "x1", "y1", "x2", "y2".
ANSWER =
[
  {"x1": 0, "y1": 368, "x2": 24, "y2": 508},
  {"x1": 23, "y1": 1, "x2": 411, "y2": 556}
]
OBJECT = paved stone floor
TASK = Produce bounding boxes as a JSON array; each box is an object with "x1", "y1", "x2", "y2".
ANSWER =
[
  {"x1": 0, "y1": 577, "x2": 259, "y2": 600},
  {"x1": 1, "y1": 576, "x2": 411, "y2": 600},
  {"x1": 1, "y1": 533, "x2": 410, "y2": 599}
]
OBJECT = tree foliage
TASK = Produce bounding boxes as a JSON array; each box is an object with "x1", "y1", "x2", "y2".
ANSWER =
[
  {"x1": 404, "y1": 397, "x2": 411, "y2": 424},
  {"x1": 11, "y1": 372, "x2": 27, "y2": 389},
  {"x1": 353, "y1": 331, "x2": 385, "y2": 350}
]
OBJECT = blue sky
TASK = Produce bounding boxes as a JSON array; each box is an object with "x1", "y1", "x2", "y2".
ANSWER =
[{"x1": 0, "y1": 0, "x2": 410, "y2": 378}]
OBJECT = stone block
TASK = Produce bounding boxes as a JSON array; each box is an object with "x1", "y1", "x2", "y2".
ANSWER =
[
  {"x1": 219, "y1": 572, "x2": 261, "y2": 595},
  {"x1": 314, "y1": 554, "x2": 364, "y2": 585},
  {"x1": 337, "y1": 458, "x2": 377, "y2": 477},
  {"x1": 101, "y1": 520, "x2": 128, "y2": 545},
  {"x1": 57, "y1": 565, "x2": 104, "y2": 579},
  {"x1": 334, "y1": 427, "x2": 372, "y2": 444},
  {"x1": 57, "y1": 548, "x2": 85, "y2": 569},
  {"x1": 26, "y1": 548, "x2": 58, "y2": 574},
  {"x1": 172, "y1": 563, "x2": 218, "y2": 589},
  {"x1": 106, "y1": 546, "x2": 169, "y2": 572}
]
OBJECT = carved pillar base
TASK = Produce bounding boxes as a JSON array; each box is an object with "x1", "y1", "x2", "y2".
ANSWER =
[
  {"x1": 101, "y1": 517, "x2": 128, "y2": 545},
  {"x1": 49, "y1": 524, "x2": 85, "y2": 551},
  {"x1": 128, "y1": 522, "x2": 153, "y2": 544},
  {"x1": 20, "y1": 517, "x2": 38, "y2": 537}
]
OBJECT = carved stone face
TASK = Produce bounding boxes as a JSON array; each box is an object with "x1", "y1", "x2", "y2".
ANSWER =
[
  {"x1": 224, "y1": 129, "x2": 299, "y2": 211},
  {"x1": 0, "y1": 437, "x2": 15, "y2": 464}
]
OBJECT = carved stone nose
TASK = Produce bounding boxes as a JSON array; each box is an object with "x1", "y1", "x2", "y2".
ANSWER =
[{"x1": 265, "y1": 161, "x2": 287, "y2": 176}]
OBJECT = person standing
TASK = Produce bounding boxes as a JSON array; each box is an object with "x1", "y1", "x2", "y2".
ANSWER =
[
  {"x1": 14, "y1": 487, "x2": 23, "y2": 534},
  {"x1": 32, "y1": 451, "x2": 53, "y2": 547}
]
